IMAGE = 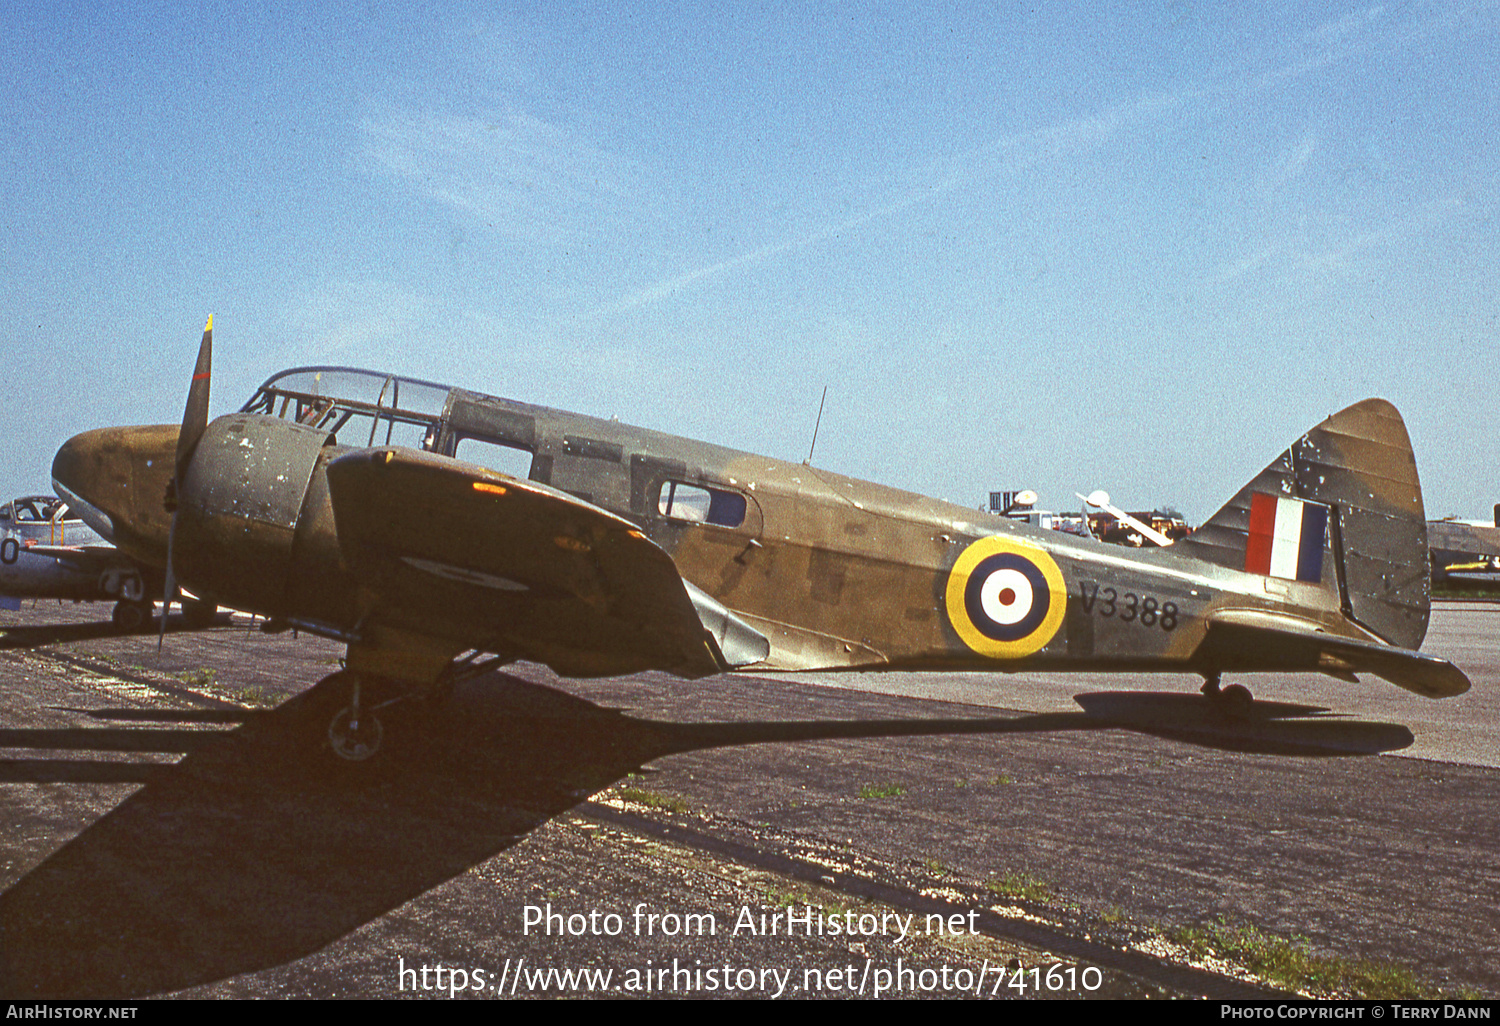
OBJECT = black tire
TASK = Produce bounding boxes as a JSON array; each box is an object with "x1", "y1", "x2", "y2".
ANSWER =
[
  {"x1": 1218, "y1": 683, "x2": 1254, "y2": 718},
  {"x1": 328, "y1": 705, "x2": 384, "y2": 761},
  {"x1": 112, "y1": 600, "x2": 151, "y2": 631}
]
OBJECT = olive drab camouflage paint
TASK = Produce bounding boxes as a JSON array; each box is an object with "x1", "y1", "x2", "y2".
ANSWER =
[{"x1": 46, "y1": 324, "x2": 1470, "y2": 758}]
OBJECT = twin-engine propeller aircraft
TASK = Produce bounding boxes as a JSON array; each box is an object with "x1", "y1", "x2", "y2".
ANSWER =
[{"x1": 49, "y1": 320, "x2": 1469, "y2": 759}]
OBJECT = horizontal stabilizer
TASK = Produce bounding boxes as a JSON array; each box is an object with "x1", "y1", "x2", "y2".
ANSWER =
[{"x1": 1198, "y1": 609, "x2": 1469, "y2": 699}]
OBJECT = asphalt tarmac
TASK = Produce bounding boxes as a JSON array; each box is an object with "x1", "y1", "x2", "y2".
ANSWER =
[{"x1": 0, "y1": 601, "x2": 1495, "y2": 999}]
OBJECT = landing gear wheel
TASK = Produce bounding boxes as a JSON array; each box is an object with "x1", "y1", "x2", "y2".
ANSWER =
[
  {"x1": 112, "y1": 599, "x2": 152, "y2": 631},
  {"x1": 329, "y1": 706, "x2": 384, "y2": 761},
  {"x1": 1218, "y1": 683, "x2": 1254, "y2": 718},
  {"x1": 1201, "y1": 673, "x2": 1253, "y2": 718}
]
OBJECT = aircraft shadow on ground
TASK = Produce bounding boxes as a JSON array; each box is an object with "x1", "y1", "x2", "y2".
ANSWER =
[
  {"x1": 0, "y1": 613, "x2": 223, "y2": 650},
  {"x1": 0, "y1": 671, "x2": 1412, "y2": 997}
]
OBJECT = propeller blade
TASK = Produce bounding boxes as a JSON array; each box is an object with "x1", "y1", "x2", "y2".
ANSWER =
[
  {"x1": 175, "y1": 315, "x2": 213, "y2": 479},
  {"x1": 160, "y1": 316, "x2": 213, "y2": 650}
]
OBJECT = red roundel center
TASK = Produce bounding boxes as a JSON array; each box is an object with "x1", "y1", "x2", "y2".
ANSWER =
[{"x1": 998, "y1": 587, "x2": 1016, "y2": 606}]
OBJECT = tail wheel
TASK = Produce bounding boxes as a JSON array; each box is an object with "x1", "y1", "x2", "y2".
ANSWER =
[
  {"x1": 1201, "y1": 673, "x2": 1254, "y2": 718},
  {"x1": 1218, "y1": 683, "x2": 1254, "y2": 718}
]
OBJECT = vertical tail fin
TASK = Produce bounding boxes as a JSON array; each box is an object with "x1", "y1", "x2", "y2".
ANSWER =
[{"x1": 1175, "y1": 399, "x2": 1429, "y2": 649}]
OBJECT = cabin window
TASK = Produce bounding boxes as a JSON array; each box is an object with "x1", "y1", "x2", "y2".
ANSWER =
[
  {"x1": 657, "y1": 481, "x2": 746, "y2": 528},
  {"x1": 455, "y1": 436, "x2": 535, "y2": 480}
]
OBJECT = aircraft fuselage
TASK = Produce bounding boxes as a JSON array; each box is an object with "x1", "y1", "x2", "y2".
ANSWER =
[{"x1": 52, "y1": 368, "x2": 1385, "y2": 685}]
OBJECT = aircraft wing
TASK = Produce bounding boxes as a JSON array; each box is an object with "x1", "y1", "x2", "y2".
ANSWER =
[
  {"x1": 16, "y1": 544, "x2": 126, "y2": 568},
  {"x1": 3, "y1": 543, "x2": 146, "y2": 584},
  {"x1": 1199, "y1": 609, "x2": 1470, "y2": 699},
  {"x1": 324, "y1": 447, "x2": 739, "y2": 679}
]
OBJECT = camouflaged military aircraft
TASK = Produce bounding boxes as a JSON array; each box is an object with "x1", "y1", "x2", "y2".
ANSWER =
[{"x1": 47, "y1": 319, "x2": 1470, "y2": 759}]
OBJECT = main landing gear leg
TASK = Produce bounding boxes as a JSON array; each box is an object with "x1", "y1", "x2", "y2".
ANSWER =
[
  {"x1": 328, "y1": 673, "x2": 386, "y2": 761},
  {"x1": 322, "y1": 652, "x2": 508, "y2": 761},
  {"x1": 1200, "y1": 672, "x2": 1254, "y2": 717}
]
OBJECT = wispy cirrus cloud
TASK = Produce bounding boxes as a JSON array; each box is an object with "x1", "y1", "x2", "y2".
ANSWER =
[
  {"x1": 359, "y1": 105, "x2": 647, "y2": 248},
  {"x1": 591, "y1": 5, "x2": 1495, "y2": 321},
  {"x1": 1204, "y1": 191, "x2": 1466, "y2": 291},
  {"x1": 585, "y1": 89, "x2": 1190, "y2": 319},
  {"x1": 1266, "y1": 132, "x2": 1319, "y2": 192}
]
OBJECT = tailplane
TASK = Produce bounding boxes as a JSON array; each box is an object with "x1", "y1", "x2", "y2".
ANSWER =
[{"x1": 1175, "y1": 399, "x2": 1429, "y2": 650}]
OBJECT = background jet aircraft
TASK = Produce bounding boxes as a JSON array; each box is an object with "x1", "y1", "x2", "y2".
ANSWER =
[
  {"x1": 1428, "y1": 508, "x2": 1500, "y2": 588},
  {"x1": 46, "y1": 321, "x2": 1469, "y2": 759},
  {"x1": 0, "y1": 494, "x2": 173, "y2": 627}
]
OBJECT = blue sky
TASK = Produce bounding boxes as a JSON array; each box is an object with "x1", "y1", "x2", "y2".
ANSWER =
[{"x1": 3, "y1": 2, "x2": 1497, "y2": 522}]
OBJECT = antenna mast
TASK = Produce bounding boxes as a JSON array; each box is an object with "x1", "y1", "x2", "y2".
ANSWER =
[{"x1": 805, "y1": 386, "x2": 828, "y2": 465}]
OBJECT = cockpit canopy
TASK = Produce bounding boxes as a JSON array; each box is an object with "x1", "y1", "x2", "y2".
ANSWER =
[
  {"x1": 240, "y1": 367, "x2": 454, "y2": 450},
  {"x1": 1, "y1": 495, "x2": 69, "y2": 524}
]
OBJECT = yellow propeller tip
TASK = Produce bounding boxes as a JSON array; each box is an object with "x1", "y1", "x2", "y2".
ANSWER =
[{"x1": 204, "y1": 314, "x2": 213, "y2": 331}]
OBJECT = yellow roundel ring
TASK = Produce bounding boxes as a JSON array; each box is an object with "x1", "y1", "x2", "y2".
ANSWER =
[{"x1": 944, "y1": 536, "x2": 1067, "y2": 659}]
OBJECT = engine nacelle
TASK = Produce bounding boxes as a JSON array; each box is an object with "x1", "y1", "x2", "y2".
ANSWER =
[{"x1": 174, "y1": 414, "x2": 333, "y2": 617}]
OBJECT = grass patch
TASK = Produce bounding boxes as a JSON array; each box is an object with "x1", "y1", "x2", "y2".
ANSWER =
[
  {"x1": 225, "y1": 685, "x2": 279, "y2": 707},
  {"x1": 984, "y1": 872, "x2": 1053, "y2": 903},
  {"x1": 173, "y1": 667, "x2": 219, "y2": 689},
  {"x1": 615, "y1": 786, "x2": 690, "y2": 814},
  {"x1": 1169, "y1": 918, "x2": 1463, "y2": 999},
  {"x1": 857, "y1": 782, "x2": 906, "y2": 799},
  {"x1": 1434, "y1": 581, "x2": 1500, "y2": 600}
]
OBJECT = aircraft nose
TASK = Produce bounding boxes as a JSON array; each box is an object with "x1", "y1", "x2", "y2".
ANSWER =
[
  {"x1": 51, "y1": 432, "x2": 90, "y2": 497},
  {"x1": 50, "y1": 424, "x2": 179, "y2": 554},
  {"x1": 51, "y1": 429, "x2": 123, "y2": 539}
]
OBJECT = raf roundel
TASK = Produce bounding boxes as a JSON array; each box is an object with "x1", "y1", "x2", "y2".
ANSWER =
[{"x1": 944, "y1": 536, "x2": 1067, "y2": 659}]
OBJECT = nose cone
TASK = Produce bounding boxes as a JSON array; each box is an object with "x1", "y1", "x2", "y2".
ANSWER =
[
  {"x1": 51, "y1": 424, "x2": 178, "y2": 565},
  {"x1": 52, "y1": 428, "x2": 123, "y2": 538},
  {"x1": 51, "y1": 430, "x2": 105, "y2": 510}
]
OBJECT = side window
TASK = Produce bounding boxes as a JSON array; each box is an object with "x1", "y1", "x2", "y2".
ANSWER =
[
  {"x1": 455, "y1": 436, "x2": 535, "y2": 480},
  {"x1": 658, "y1": 481, "x2": 747, "y2": 528}
]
